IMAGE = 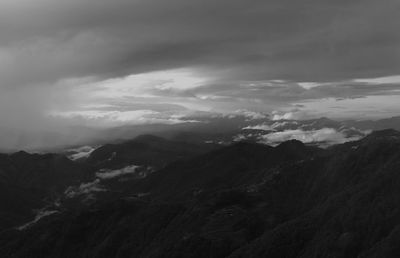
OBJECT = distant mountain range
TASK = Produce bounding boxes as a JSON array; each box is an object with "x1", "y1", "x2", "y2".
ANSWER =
[
  {"x1": 1, "y1": 115, "x2": 400, "y2": 152},
  {"x1": 1, "y1": 129, "x2": 400, "y2": 257}
]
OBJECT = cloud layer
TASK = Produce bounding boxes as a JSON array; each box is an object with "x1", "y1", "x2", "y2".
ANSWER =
[
  {"x1": 260, "y1": 128, "x2": 363, "y2": 147},
  {"x1": 0, "y1": 0, "x2": 399, "y2": 149}
]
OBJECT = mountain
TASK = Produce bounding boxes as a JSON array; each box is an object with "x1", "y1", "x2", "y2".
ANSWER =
[
  {"x1": 1, "y1": 114, "x2": 399, "y2": 153},
  {"x1": 0, "y1": 135, "x2": 219, "y2": 232},
  {"x1": 0, "y1": 151, "x2": 92, "y2": 231},
  {"x1": 86, "y1": 134, "x2": 218, "y2": 170},
  {"x1": 134, "y1": 140, "x2": 319, "y2": 201},
  {"x1": 2, "y1": 130, "x2": 400, "y2": 257},
  {"x1": 344, "y1": 116, "x2": 400, "y2": 131}
]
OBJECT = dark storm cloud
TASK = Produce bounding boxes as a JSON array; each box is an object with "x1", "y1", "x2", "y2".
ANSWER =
[{"x1": 1, "y1": 0, "x2": 399, "y2": 89}]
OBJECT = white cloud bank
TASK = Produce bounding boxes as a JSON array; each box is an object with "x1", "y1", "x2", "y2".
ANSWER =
[
  {"x1": 96, "y1": 165, "x2": 141, "y2": 179},
  {"x1": 244, "y1": 121, "x2": 299, "y2": 131},
  {"x1": 51, "y1": 109, "x2": 200, "y2": 127},
  {"x1": 67, "y1": 146, "x2": 95, "y2": 160},
  {"x1": 64, "y1": 179, "x2": 106, "y2": 199},
  {"x1": 271, "y1": 110, "x2": 309, "y2": 121},
  {"x1": 260, "y1": 128, "x2": 363, "y2": 147}
]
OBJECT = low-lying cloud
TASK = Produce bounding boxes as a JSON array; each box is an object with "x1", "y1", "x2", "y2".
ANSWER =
[
  {"x1": 64, "y1": 179, "x2": 106, "y2": 199},
  {"x1": 96, "y1": 165, "x2": 141, "y2": 180},
  {"x1": 260, "y1": 128, "x2": 364, "y2": 147},
  {"x1": 67, "y1": 146, "x2": 96, "y2": 161}
]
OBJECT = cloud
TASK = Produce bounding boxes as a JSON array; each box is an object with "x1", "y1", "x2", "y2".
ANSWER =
[
  {"x1": 353, "y1": 75, "x2": 400, "y2": 85},
  {"x1": 244, "y1": 124, "x2": 275, "y2": 131},
  {"x1": 0, "y1": 0, "x2": 399, "y2": 149},
  {"x1": 227, "y1": 110, "x2": 268, "y2": 120},
  {"x1": 64, "y1": 179, "x2": 106, "y2": 199},
  {"x1": 259, "y1": 128, "x2": 363, "y2": 147},
  {"x1": 52, "y1": 109, "x2": 200, "y2": 127},
  {"x1": 96, "y1": 165, "x2": 142, "y2": 180},
  {"x1": 17, "y1": 209, "x2": 59, "y2": 231},
  {"x1": 67, "y1": 146, "x2": 95, "y2": 161},
  {"x1": 1, "y1": 0, "x2": 399, "y2": 87},
  {"x1": 272, "y1": 110, "x2": 309, "y2": 121},
  {"x1": 244, "y1": 121, "x2": 300, "y2": 131},
  {"x1": 296, "y1": 95, "x2": 400, "y2": 120}
]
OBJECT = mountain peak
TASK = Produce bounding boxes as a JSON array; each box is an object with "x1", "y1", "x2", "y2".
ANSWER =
[
  {"x1": 10, "y1": 150, "x2": 32, "y2": 160},
  {"x1": 276, "y1": 139, "x2": 306, "y2": 150}
]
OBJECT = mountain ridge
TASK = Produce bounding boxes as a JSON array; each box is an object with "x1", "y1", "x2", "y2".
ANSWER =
[{"x1": 1, "y1": 130, "x2": 400, "y2": 257}]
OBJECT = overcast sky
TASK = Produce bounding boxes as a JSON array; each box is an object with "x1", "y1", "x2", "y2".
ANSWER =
[{"x1": 0, "y1": 0, "x2": 400, "y2": 130}]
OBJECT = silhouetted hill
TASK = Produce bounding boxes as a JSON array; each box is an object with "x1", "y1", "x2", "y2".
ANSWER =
[
  {"x1": 0, "y1": 151, "x2": 91, "y2": 231},
  {"x1": 7, "y1": 152, "x2": 90, "y2": 191},
  {"x1": 135, "y1": 141, "x2": 319, "y2": 201},
  {"x1": 86, "y1": 134, "x2": 218, "y2": 170}
]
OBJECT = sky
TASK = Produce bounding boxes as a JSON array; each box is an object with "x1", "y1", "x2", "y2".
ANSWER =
[{"x1": 0, "y1": 0, "x2": 399, "y2": 133}]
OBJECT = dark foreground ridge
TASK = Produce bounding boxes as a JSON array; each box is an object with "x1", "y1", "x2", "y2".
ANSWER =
[{"x1": 1, "y1": 130, "x2": 400, "y2": 257}]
